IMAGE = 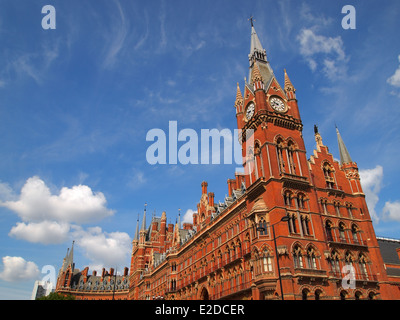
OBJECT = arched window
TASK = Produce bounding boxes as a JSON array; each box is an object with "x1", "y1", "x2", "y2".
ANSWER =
[
  {"x1": 262, "y1": 249, "x2": 273, "y2": 273},
  {"x1": 287, "y1": 213, "x2": 297, "y2": 234},
  {"x1": 301, "y1": 214, "x2": 310, "y2": 235},
  {"x1": 302, "y1": 288, "x2": 309, "y2": 300},
  {"x1": 287, "y1": 141, "x2": 296, "y2": 175},
  {"x1": 351, "y1": 224, "x2": 360, "y2": 244},
  {"x1": 293, "y1": 245, "x2": 304, "y2": 269},
  {"x1": 276, "y1": 139, "x2": 285, "y2": 174},
  {"x1": 296, "y1": 193, "x2": 305, "y2": 209},
  {"x1": 283, "y1": 191, "x2": 293, "y2": 207},
  {"x1": 315, "y1": 289, "x2": 322, "y2": 300},
  {"x1": 257, "y1": 218, "x2": 268, "y2": 236},
  {"x1": 329, "y1": 250, "x2": 341, "y2": 275},
  {"x1": 339, "y1": 222, "x2": 346, "y2": 242},
  {"x1": 359, "y1": 254, "x2": 369, "y2": 280},
  {"x1": 323, "y1": 162, "x2": 335, "y2": 188},
  {"x1": 325, "y1": 220, "x2": 333, "y2": 242},
  {"x1": 306, "y1": 247, "x2": 317, "y2": 269}
]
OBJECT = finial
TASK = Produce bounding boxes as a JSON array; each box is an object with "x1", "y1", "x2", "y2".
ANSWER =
[
  {"x1": 248, "y1": 15, "x2": 255, "y2": 27},
  {"x1": 314, "y1": 124, "x2": 319, "y2": 134}
]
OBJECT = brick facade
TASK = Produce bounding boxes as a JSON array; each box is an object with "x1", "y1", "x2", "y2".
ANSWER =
[{"x1": 56, "y1": 23, "x2": 400, "y2": 301}]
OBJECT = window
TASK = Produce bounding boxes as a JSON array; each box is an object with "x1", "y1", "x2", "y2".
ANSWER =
[
  {"x1": 296, "y1": 193, "x2": 305, "y2": 209},
  {"x1": 351, "y1": 225, "x2": 359, "y2": 244},
  {"x1": 257, "y1": 218, "x2": 268, "y2": 235},
  {"x1": 325, "y1": 221, "x2": 333, "y2": 241},
  {"x1": 329, "y1": 251, "x2": 341, "y2": 275},
  {"x1": 347, "y1": 204, "x2": 353, "y2": 218},
  {"x1": 263, "y1": 249, "x2": 273, "y2": 272},
  {"x1": 293, "y1": 245, "x2": 303, "y2": 268},
  {"x1": 276, "y1": 139, "x2": 285, "y2": 174},
  {"x1": 301, "y1": 215, "x2": 310, "y2": 235},
  {"x1": 287, "y1": 141, "x2": 296, "y2": 174},
  {"x1": 284, "y1": 191, "x2": 292, "y2": 207},
  {"x1": 339, "y1": 223, "x2": 346, "y2": 242},
  {"x1": 323, "y1": 163, "x2": 335, "y2": 188},
  {"x1": 307, "y1": 247, "x2": 317, "y2": 269},
  {"x1": 334, "y1": 202, "x2": 341, "y2": 217},
  {"x1": 287, "y1": 213, "x2": 297, "y2": 234},
  {"x1": 359, "y1": 254, "x2": 369, "y2": 280}
]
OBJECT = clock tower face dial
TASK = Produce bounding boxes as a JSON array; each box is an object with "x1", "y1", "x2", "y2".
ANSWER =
[
  {"x1": 270, "y1": 96, "x2": 286, "y2": 112},
  {"x1": 245, "y1": 102, "x2": 255, "y2": 120}
]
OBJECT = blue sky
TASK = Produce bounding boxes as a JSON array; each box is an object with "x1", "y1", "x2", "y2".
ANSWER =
[{"x1": 0, "y1": 0, "x2": 399, "y2": 299}]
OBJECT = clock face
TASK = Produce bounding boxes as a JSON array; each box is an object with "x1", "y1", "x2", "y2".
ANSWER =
[
  {"x1": 245, "y1": 102, "x2": 255, "y2": 120},
  {"x1": 270, "y1": 97, "x2": 286, "y2": 112}
]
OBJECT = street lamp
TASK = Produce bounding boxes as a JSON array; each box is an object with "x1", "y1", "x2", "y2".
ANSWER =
[{"x1": 256, "y1": 215, "x2": 289, "y2": 300}]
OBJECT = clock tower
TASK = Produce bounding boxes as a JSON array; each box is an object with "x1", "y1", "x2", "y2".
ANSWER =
[{"x1": 236, "y1": 22, "x2": 307, "y2": 191}]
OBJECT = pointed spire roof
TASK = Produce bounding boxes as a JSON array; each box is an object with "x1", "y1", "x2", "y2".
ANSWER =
[
  {"x1": 235, "y1": 82, "x2": 243, "y2": 102},
  {"x1": 247, "y1": 19, "x2": 273, "y2": 86},
  {"x1": 250, "y1": 25, "x2": 265, "y2": 60},
  {"x1": 140, "y1": 203, "x2": 147, "y2": 231},
  {"x1": 134, "y1": 213, "x2": 140, "y2": 241},
  {"x1": 284, "y1": 69, "x2": 295, "y2": 90},
  {"x1": 336, "y1": 126, "x2": 353, "y2": 165},
  {"x1": 62, "y1": 241, "x2": 75, "y2": 271},
  {"x1": 251, "y1": 62, "x2": 263, "y2": 83}
]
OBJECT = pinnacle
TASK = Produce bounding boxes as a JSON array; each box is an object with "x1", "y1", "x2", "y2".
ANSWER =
[{"x1": 251, "y1": 62, "x2": 263, "y2": 83}]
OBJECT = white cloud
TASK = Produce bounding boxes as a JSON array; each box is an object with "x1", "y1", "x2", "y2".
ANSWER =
[
  {"x1": 0, "y1": 256, "x2": 40, "y2": 282},
  {"x1": 9, "y1": 221, "x2": 70, "y2": 245},
  {"x1": 182, "y1": 209, "x2": 195, "y2": 225},
  {"x1": 387, "y1": 54, "x2": 400, "y2": 88},
  {"x1": 383, "y1": 201, "x2": 400, "y2": 222},
  {"x1": 297, "y1": 28, "x2": 347, "y2": 80},
  {"x1": 72, "y1": 226, "x2": 131, "y2": 269},
  {"x1": 1, "y1": 176, "x2": 115, "y2": 245},
  {"x1": 359, "y1": 165, "x2": 383, "y2": 223},
  {"x1": 1, "y1": 176, "x2": 114, "y2": 224}
]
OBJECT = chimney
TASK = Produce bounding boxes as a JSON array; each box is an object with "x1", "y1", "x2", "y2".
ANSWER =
[
  {"x1": 93, "y1": 270, "x2": 97, "y2": 276},
  {"x1": 183, "y1": 222, "x2": 193, "y2": 230},
  {"x1": 201, "y1": 181, "x2": 208, "y2": 195},
  {"x1": 227, "y1": 179, "x2": 236, "y2": 196},
  {"x1": 110, "y1": 268, "x2": 114, "y2": 277},
  {"x1": 208, "y1": 192, "x2": 215, "y2": 207},
  {"x1": 124, "y1": 267, "x2": 129, "y2": 277}
]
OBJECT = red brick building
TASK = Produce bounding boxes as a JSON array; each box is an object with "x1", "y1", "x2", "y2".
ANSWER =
[
  {"x1": 128, "y1": 22, "x2": 400, "y2": 300},
  {"x1": 55, "y1": 241, "x2": 129, "y2": 300},
  {"x1": 56, "y1": 22, "x2": 400, "y2": 301}
]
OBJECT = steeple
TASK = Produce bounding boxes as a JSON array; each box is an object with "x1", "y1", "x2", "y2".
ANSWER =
[
  {"x1": 247, "y1": 19, "x2": 274, "y2": 87},
  {"x1": 140, "y1": 203, "x2": 147, "y2": 231},
  {"x1": 249, "y1": 17, "x2": 267, "y2": 65},
  {"x1": 134, "y1": 213, "x2": 140, "y2": 241},
  {"x1": 284, "y1": 69, "x2": 296, "y2": 100},
  {"x1": 336, "y1": 126, "x2": 353, "y2": 165}
]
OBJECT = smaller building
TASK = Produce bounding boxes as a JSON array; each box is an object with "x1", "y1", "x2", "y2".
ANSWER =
[
  {"x1": 55, "y1": 241, "x2": 129, "y2": 300},
  {"x1": 377, "y1": 237, "x2": 400, "y2": 298},
  {"x1": 31, "y1": 280, "x2": 54, "y2": 300}
]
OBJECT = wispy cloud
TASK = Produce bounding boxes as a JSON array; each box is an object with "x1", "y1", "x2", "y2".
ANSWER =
[
  {"x1": 297, "y1": 28, "x2": 348, "y2": 80},
  {"x1": 102, "y1": 0, "x2": 129, "y2": 69}
]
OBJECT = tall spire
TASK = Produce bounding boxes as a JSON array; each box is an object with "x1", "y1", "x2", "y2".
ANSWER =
[
  {"x1": 248, "y1": 16, "x2": 266, "y2": 64},
  {"x1": 140, "y1": 203, "x2": 147, "y2": 231},
  {"x1": 247, "y1": 19, "x2": 273, "y2": 86},
  {"x1": 134, "y1": 213, "x2": 140, "y2": 241},
  {"x1": 336, "y1": 126, "x2": 353, "y2": 165}
]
